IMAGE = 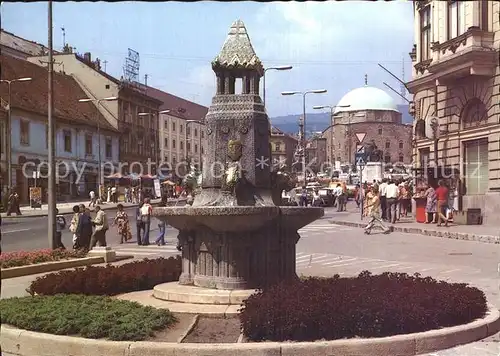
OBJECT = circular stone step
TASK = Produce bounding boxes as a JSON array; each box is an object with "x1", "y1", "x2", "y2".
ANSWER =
[{"x1": 153, "y1": 282, "x2": 257, "y2": 305}]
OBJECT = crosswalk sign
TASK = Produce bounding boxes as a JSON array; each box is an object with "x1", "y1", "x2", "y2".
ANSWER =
[{"x1": 355, "y1": 152, "x2": 366, "y2": 166}]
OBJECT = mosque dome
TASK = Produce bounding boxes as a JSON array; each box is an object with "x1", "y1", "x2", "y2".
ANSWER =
[{"x1": 334, "y1": 86, "x2": 399, "y2": 114}]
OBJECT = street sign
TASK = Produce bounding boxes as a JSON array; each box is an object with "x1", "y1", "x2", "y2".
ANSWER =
[
  {"x1": 355, "y1": 153, "x2": 366, "y2": 166},
  {"x1": 356, "y1": 145, "x2": 365, "y2": 154},
  {"x1": 355, "y1": 133, "x2": 366, "y2": 143}
]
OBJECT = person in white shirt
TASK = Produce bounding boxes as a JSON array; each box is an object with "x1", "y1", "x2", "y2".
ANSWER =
[
  {"x1": 379, "y1": 178, "x2": 388, "y2": 220},
  {"x1": 90, "y1": 206, "x2": 109, "y2": 249},
  {"x1": 335, "y1": 184, "x2": 345, "y2": 212},
  {"x1": 385, "y1": 180, "x2": 399, "y2": 224},
  {"x1": 89, "y1": 190, "x2": 96, "y2": 207},
  {"x1": 111, "y1": 186, "x2": 117, "y2": 203}
]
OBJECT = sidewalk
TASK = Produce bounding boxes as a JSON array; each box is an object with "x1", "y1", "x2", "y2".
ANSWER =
[
  {"x1": 1, "y1": 198, "x2": 186, "y2": 219},
  {"x1": 330, "y1": 205, "x2": 499, "y2": 245}
]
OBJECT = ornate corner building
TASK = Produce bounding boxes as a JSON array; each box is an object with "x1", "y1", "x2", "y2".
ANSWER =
[{"x1": 407, "y1": 0, "x2": 500, "y2": 223}]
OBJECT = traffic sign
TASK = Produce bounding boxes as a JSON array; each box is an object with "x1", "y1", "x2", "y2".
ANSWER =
[
  {"x1": 356, "y1": 145, "x2": 365, "y2": 154},
  {"x1": 355, "y1": 152, "x2": 366, "y2": 166},
  {"x1": 355, "y1": 133, "x2": 366, "y2": 143}
]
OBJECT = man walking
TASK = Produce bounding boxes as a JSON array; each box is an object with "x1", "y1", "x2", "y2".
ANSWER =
[
  {"x1": 364, "y1": 185, "x2": 390, "y2": 234},
  {"x1": 55, "y1": 208, "x2": 67, "y2": 249},
  {"x1": 379, "y1": 178, "x2": 388, "y2": 220},
  {"x1": 90, "y1": 206, "x2": 109, "y2": 249},
  {"x1": 139, "y1": 198, "x2": 153, "y2": 246},
  {"x1": 89, "y1": 190, "x2": 96, "y2": 207},
  {"x1": 385, "y1": 180, "x2": 399, "y2": 224}
]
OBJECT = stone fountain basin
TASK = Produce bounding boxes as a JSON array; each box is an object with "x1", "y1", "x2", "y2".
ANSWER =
[
  {"x1": 153, "y1": 206, "x2": 280, "y2": 232},
  {"x1": 153, "y1": 206, "x2": 324, "y2": 232}
]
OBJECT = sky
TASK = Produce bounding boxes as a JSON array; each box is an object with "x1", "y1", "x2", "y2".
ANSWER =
[{"x1": 1, "y1": 1, "x2": 415, "y2": 118}]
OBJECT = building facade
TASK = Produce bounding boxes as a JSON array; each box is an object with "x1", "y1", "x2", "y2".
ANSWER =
[
  {"x1": 0, "y1": 29, "x2": 58, "y2": 60},
  {"x1": 406, "y1": 0, "x2": 499, "y2": 223},
  {"x1": 306, "y1": 136, "x2": 327, "y2": 173},
  {"x1": 270, "y1": 126, "x2": 298, "y2": 172},
  {"x1": 0, "y1": 55, "x2": 120, "y2": 203},
  {"x1": 323, "y1": 85, "x2": 413, "y2": 165},
  {"x1": 27, "y1": 50, "x2": 163, "y2": 175},
  {"x1": 138, "y1": 85, "x2": 208, "y2": 174}
]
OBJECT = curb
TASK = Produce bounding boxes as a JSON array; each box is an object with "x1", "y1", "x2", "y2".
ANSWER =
[
  {"x1": 0, "y1": 256, "x2": 105, "y2": 280},
  {"x1": 330, "y1": 220, "x2": 500, "y2": 244},
  {"x1": 177, "y1": 315, "x2": 199, "y2": 343},
  {"x1": 1, "y1": 305, "x2": 498, "y2": 356},
  {"x1": 1, "y1": 200, "x2": 186, "y2": 219}
]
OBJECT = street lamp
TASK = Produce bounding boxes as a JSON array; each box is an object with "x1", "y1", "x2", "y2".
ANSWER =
[
  {"x1": 0, "y1": 77, "x2": 33, "y2": 189},
  {"x1": 78, "y1": 96, "x2": 118, "y2": 200},
  {"x1": 138, "y1": 110, "x2": 170, "y2": 175},
  {"x1": 263, "y1": 65, "x2": 292, "y2": 107},
  {"x1": 281, "y1": 89, "x2": 327, "y2": 182},
  {"x1": 313, "y1": 105, "x2": 350, "y2": 166}
]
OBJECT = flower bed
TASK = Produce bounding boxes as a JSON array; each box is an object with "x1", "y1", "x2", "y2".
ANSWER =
[
  {"x1": 0, "y1": 294, "x2": 176, "y2": 341},
  {"x1": 27, "y1": 256, "x2": 182, "y2": 296},
  {"x1": 240, "y1": 271, "x2": 488, "y2": 342},
  {"x1": 1, "y1": 249, "x2": 87, "y2": 269}
]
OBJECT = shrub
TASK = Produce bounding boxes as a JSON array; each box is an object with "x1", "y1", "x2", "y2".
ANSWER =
[
  {"x1": 0, "y1": 294, "x2": 176, "y2": 341},
  {"x1": 240, "y1": 271, "x2": 488, "y2": 342},
  {"x1": 27, "y1": 256, "x2": 181, "y2": 296},
  {"x1": 1, "y1": 248, "x2": 87, "y2": 268}
]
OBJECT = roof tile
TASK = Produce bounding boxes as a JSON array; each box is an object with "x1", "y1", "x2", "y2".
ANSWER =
[{"x1": 0, "y1": 54, "x2": 116, "y2": 132}]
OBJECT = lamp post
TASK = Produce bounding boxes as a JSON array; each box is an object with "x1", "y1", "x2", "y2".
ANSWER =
[
  {"x1": 0, "y1": 77, "x2": 32, "y2": 189},
  {"x1": 263, "y1": 65, "x2": 292, "y2": 107},
  {"x1": 281, "y1": 89, "x2": 327, "y2": 182},
  {"x1": 313, "y1": 104, "x2": 350, "y2": 170},
  {"x1": 138, "y1": 110, "x2": 170, "y2": 175},
  {"x1": 78, "y1": 96, "x2": 118, "y2": 200}
]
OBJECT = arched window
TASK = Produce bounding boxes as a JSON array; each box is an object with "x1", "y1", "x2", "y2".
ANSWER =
[
  {"x1": 399, "y1": 140, "x2": 404, "y2": 149},
  {"x1": 398, "y1": 154, "x2": 404, "y2": 162},
  {"x1": 385, "y1": 141, "x2": 390, "y2": 149},
  {"x1": 461, "y1": 98, "x2": 488, "y2": 129},
  {"x1": 378, "y1": 126, "x2": 383, "y2": 135},
  {"x1": 384, "y1": 153, "x2": 391, "y2": 163}
]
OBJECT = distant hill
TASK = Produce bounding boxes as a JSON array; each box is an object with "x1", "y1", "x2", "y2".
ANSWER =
[{"x1": 271, "y1": 104, "x2": 412, "y2": 137}]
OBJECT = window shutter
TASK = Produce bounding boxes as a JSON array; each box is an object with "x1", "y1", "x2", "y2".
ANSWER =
[{"x1": 465, "y1": 139, "x2": 488, "y2": 195}]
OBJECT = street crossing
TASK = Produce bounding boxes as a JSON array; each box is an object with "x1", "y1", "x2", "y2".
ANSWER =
[{"x1": 295, "y1": 252, "x2": 483, "y2": 280}]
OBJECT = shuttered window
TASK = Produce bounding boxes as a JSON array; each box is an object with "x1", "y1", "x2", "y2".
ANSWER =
[{"x1": 464, "y1": 139, "x2": 488, "y2": 195}]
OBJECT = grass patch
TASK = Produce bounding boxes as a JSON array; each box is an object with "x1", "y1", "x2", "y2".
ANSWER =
[{"x1": 0, "y1": 294, "x2": 176, "y2": 341}]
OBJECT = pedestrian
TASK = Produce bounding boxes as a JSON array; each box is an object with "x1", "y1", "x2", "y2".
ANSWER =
[
  {"x1": 111, "y1": 185, "x2": 117, "y2": 203},
  {"x1": 6, "y1": 189, "x2": 22, "y2": 216},
  {"x1": 89, "y1": 190, "x2": 96, "y2": 207},
  {"x1": 385, "y1": 180, "x2": 399, "y2": 224},
  {"x1": 135, "y1": 202, "x2": 144, "y2": 245},
  {"x1": 139, "y1": 198, "x2": 153, "y2": 246},
  {"x1": 435, "y1": 180, "x2": 450, "y2": 227},
  {"x1": 75, "y1": 204, "x2": 93, "y2": 251},
  {"x1": 90, "y1": 205, "x2": 109, "y2": 249},
  {"x1": 424, "y1": 184, "x2": 437, "y2": 223},
  {"x1": 55, "y1": 208, "x2": 66, "y2": 249},
  {"x1": 69, "y1": 205, "x2": 80, "y2": 249},
  {"x1": 155, "y1": 220, "x2": 166, "y2": 246},
  {"x1": 113, "y1": 203, "x2": 132, "y2": 244},
  {"x1": 399, "y1": 182, "x2": 410, "y2": 217},
  {"x1": 299, "y1": 186, "x2": 308, "y2": 207},
  {"x1": 364, "y1": 185, "x2": 390, "y2": 235},
  {"x1": 379, "y1": 178, "x2": 388, "y2": 220},
  {"x1": 335, "y1": 184, "x2": 344, "y2": 212}
]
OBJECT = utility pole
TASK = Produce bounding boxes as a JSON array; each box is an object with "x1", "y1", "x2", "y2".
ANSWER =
[
  {"x1": 47, "y1": 0, "x2": 56, "y2": 249},
  {"x1": 145, "y1": 74, "x2": 148, "y2": 87},
  {"x1": 103, "y1": 60, "x2": 108, "y2": 73}
]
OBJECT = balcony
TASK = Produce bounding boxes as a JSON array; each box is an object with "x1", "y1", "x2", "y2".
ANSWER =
[{"x1": 428, "y1": 27, "x2": 496, "y2": 83}]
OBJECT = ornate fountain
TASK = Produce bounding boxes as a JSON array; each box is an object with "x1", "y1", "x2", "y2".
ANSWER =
[{"x1": 154, "y1": 20, "x2": 323, "y2": 293}]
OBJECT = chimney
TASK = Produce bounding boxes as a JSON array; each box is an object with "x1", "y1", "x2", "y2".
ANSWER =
[{"x1": 83, "y1": 52, "x2": 91, "y2": 62}]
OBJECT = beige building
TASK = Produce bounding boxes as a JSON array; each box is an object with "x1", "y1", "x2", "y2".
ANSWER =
[
  {"x1": 140, "y1": 85, "x2": 208, "y2": 174},
  {"x1": 323, "y1": 85, "x2": 413, "y2": 165},
  {"x1": 270, "y1": 126, "x2": 298, "y2": 172},
  {"x1": 26, "y1": 50, "x2": 163, "y2": 174},
  {"x1": 306, "y1": 136, "x2": 327, "y2": 173},
  {"x1": 407, "y1": 0, "x2": 499, "y2": 223}
]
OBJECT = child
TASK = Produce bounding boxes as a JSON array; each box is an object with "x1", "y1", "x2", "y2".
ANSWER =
[{"x1": 55, "y1": 208, "x2": 67, "y2": 249}]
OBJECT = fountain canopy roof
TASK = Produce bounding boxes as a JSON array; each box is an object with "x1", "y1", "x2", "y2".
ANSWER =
[{"x1": 212, "y1": 19, "x2": 263, "y2": 73}]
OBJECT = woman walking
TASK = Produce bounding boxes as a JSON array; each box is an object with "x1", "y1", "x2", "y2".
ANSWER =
[
  {"x1": 363, "y1": 185, "x2": 390, "y2": 234},
  {"x1": 435, "y1": 180, "x2": 449, "y2": 227},
  {"x1": 424, "y1": 184, "x2": 437, "y2": 223},
  {"x1": 139, "y1": 198, "x2": 153, "y2": 245},
  {"x1": 114, "y1": 204, "x2": 132, "y2": 244}
]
